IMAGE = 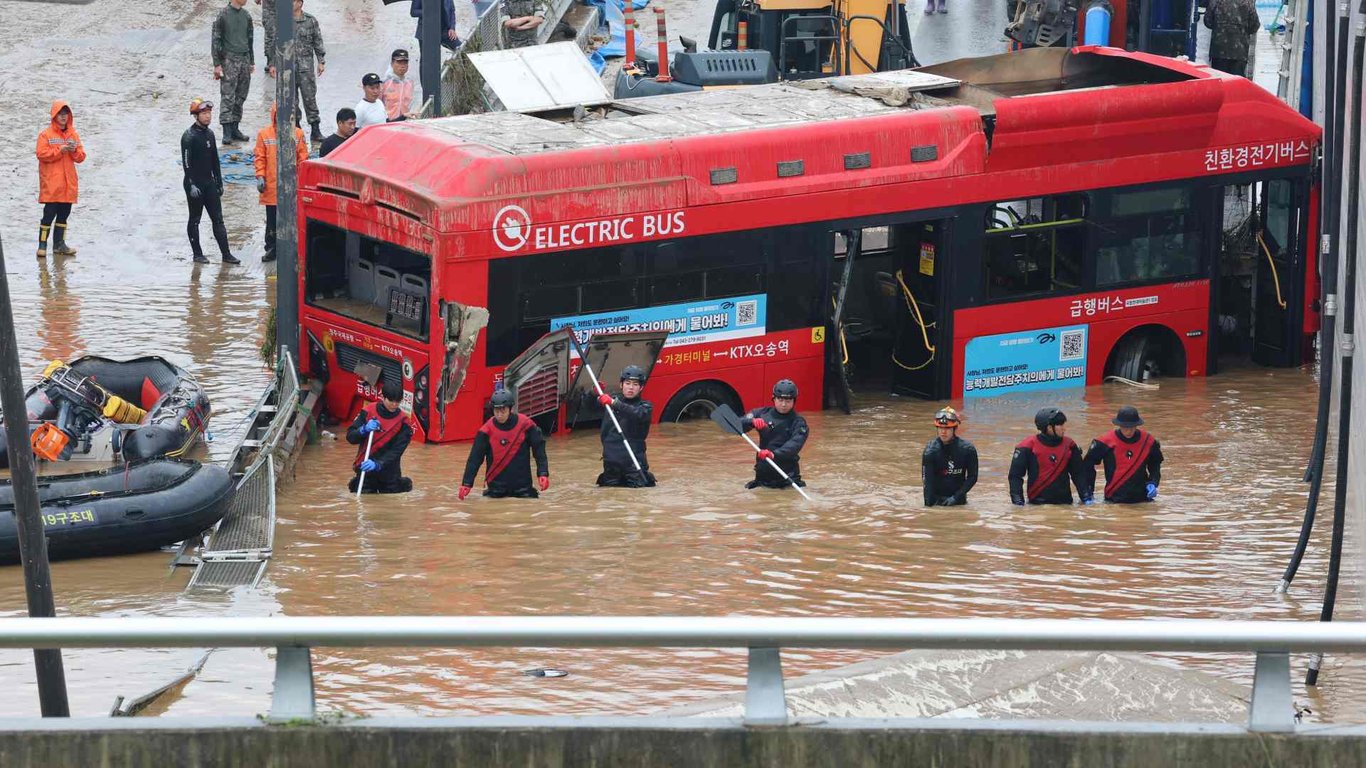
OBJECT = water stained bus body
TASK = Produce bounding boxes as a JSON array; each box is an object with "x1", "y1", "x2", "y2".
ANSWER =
[{"x1": 295, "y1": 46, "x2": 1319, "y2": 442}]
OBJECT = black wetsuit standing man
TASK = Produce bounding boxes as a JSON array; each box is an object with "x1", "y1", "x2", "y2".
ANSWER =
[
  {"x1": 596, "y1": 364, "x2": 656, "y2": 488},
  {"x1": 741, "y1": 379, "x2": 809, "y2": 489},
  {"x1": 181, "y1": 98, "x2": 239, "y2": 264},
  {"x1": 459, "y1": 388, "x2": 550, "y2": 499},
  {"x1": 1083, "y1": 406, "x2": 1164, "y2": 503},
  {"x1": 922, "y1": 407, "x2": 979, "y2": 506},
  {"x1": 346, "y1": 378, "x2": 414, "y2": 493},
  {"x1": 1008, "y1": 407, "x2": 1090, "y2": 505}
]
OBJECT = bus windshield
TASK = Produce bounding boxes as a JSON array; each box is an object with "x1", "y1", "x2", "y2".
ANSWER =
[{"x1": 304, "y1": 219, "x2": 432, "y2": 341}]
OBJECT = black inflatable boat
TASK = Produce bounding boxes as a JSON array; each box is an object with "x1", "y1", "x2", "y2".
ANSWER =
[
  {"x1": 0, "y1": 356, "x2": 211, "y2": 468},
  {"x1": 0, "y1": 459, "x2": 234, "y2": 564}
]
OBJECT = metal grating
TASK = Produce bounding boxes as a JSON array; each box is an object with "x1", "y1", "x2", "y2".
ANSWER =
[
  {"x1": 334, "y1": 342, "x2": 403, "y2": 392},
  {"x1": 517, "y1": 366, "x2": 559, "y2": 418},
  {"x1": 187, "y1": 453, "x2": 276, "y2": 591}
]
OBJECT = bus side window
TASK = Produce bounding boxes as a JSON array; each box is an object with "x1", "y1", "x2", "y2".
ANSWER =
[
  {"x1": 982, "y1": 195, "x2": 1085, "y2": 300},
  {"x1": 1092, "y1": 186, "x2": 1201, "y2": 287}
]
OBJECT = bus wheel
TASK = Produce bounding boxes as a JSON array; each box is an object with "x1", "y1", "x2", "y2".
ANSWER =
[
  {"x1": 661, "y1": 381, "x2": 741, "y2": 423},
  {"x1": 1106, "y1": 328, "x2": 1185, "y2": 382}
]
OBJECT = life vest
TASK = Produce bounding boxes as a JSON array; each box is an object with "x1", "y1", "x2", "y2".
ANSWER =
[
  {"x1": 478, "y1": 413, "x2": 535, "y2": 484},
  {"x1": 1019, "y1": 434, "x2": 1077, "y2": 501},
  {"x1": 1096, "y1": 429, "x2": 1154, "y2": 499},
  {"x1": 353, "y1": 402, "x2": 406, "y2": 468}
]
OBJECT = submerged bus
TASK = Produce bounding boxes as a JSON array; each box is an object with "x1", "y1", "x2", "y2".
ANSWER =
[{"x1": 296, "y1": 45, "x2": 1320, "y2": 442}]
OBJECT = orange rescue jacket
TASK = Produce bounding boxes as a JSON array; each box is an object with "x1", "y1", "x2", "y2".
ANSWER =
[
  {"x1": 36, "y1": 100, "x2": 85, "y2": 204},
  {"x1": 252, "y1": 104, "x2": 308, "y2": 206}
]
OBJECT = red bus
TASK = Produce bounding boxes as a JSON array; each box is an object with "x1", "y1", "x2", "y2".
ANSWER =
[{"x1": 296, "y1": 45, "x2": 1320, "y2": 442}]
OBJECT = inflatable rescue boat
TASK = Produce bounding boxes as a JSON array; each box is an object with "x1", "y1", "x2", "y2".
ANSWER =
[
  {"x1": 0, "y1": 356, "x2": 211, "y2": 469},
  {"x1": 0, "y1": 458, "x2": 234, "y2": 564}
]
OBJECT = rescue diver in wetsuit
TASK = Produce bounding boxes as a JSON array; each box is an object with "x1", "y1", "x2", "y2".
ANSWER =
[
  {"x1": 596, "y1": 364, "x2": 656, "y2": 488},
  {"x1": 921, "y1": 406, "x2": 978, "y2": 506},
  {"x1": 459, "y1": 388, "x2": 549, "y2": 499},
  {"x1": 346, "y1": 378, "x2": 414, "y2": 494},
  {"x1": 742, "y1": 379, "x2": 809, "y2": 489},
  {"x1": 1082, "y1": 406, "x2": 1164, "y2": 503},
  {"x1": 1008, "y1": 407, "x2": 1090, "y2": 506}
]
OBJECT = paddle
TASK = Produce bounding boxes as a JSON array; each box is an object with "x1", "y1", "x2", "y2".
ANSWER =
[
  {"x1": 710, "y1": 403, "x2": 812, "y2": 500},
  {"x1": 569, "y1": 332, "x2": 647, "y2": 484}
]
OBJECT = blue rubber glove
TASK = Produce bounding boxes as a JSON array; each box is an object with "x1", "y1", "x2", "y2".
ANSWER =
[
  {"x1": 1082, "y1": 495, "x2": 1095, "y2": 506},
  {"x1": 361, "y1": 418, "x2": 381, "y2": 434},
  {"x1": 1146, "y1": 483, "x2": 1158, "y2": 500},
  {"x1": 359, "y1": 459, "x2": 379, "y2": 473}
]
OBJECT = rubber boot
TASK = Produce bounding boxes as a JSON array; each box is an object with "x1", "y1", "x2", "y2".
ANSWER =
[
  {"x1": 310, "y1": 122, "x2": 324, "y2": 143},
  {"x1": 222, "y1": 252, "x2": 242, "y2": 265},
  {"x1": 937, "y1": 0, "x2": 947, "y2": 13},
  {"x1": 193, "y1": 251, "x2": 210, "y2": 264},
  {"x1": 37, "y1": 224, "x2": 49, "y2": 259},
  {"x1": 52, "y1": 223, "x2": 77, "y2": 256},
  {"x1": 232, "y1": 123, "x2": 251, "y2": 143},
  {"x1": 221, "y1": 123, "x2": 237, "y2": 147}
]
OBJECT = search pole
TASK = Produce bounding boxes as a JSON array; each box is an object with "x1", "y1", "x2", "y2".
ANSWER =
[
  {"x1": 420, "y1": 0, "x2": 443, "y2": 115},
  {"x1": 0, "y1": 235, "x2": 70, "y2": 717},
  {"x1": 275, "y1": 0, "x2": 299, "y2": 365}
]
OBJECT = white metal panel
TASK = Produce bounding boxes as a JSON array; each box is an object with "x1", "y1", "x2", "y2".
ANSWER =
[{"x1": 468, "y1": 41, "x2": 611, "y2": 112}]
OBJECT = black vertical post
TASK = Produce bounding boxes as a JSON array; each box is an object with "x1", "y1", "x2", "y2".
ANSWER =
[
  {"x1": 0, "y1": 236, "x2": 70, "y2": 717},
  {"x1": 275, "y1": 0, "x2": 300, "y2": 364},
  {"x1": 421, "y1": 0, "x2": 443, "y2": 115}
]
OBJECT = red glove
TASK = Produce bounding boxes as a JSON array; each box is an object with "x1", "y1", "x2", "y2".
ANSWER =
[
  {"x1": 538, "y1": 476, "x2": 550, "y2": 491},
  {"x1": 598, "y1": 393, "x2": 613, "y2": 406},
  {"x1": 458, "y1": 485, "x2": 471, "y2": 500},
  {"x1": 757, "y1": 449, "x2": 774, "y2": 461},
  {"x1": 751, "y1": 418, "x2": 768, "y2": 430}
]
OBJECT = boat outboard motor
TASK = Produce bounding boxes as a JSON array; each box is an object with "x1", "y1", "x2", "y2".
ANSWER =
[{"x1": 28, "y1": 360, "x2": 146, "y2": 462}]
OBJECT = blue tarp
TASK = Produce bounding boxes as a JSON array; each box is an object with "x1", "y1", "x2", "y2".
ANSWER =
[{"x1": 586, "y1": 0, "x2": 651, "y2": 59}]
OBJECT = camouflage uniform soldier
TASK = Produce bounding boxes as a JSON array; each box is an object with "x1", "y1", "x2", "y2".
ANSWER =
[
  {"x1": 291, "y1": 0, "x2": 327, "y2": 142},
  {"x1": 500, "y1": 0, "x2": 546, "y2": 48},
  {"x1": 1203, "y1": 0, "x2": 1260, "y2": 77},
  {"x1": 212, "y1": 0, "x2": 254, "y2": 145},
  {"x1": 256, "y1": 0, "x2": 277, "y2": 71}
]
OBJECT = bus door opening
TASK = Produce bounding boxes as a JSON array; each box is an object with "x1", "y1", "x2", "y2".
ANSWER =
[
  {"x1": 1250, "y1": 178, "x2": 1307, "y2": 368},
  {"x1": 890, "y1": 220, "x2": 947, "y2": 398}
]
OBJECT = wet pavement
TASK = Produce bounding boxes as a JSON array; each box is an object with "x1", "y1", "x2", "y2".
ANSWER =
[{"x1": 0, "y1": 0, "x2": 1356, "y2": 725}]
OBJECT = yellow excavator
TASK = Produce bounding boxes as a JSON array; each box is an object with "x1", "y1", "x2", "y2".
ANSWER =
[{"x1": 614, "y1": 0, "x2": 915, "y2": 97}]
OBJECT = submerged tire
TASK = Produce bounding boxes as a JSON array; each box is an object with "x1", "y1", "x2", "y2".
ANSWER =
[
  {"x1": 660, "y1": 381, "x2": 741, "y2": 423},
  {"x1": 1108, "y1": 332, "x2": 1177, "y2": 382}
]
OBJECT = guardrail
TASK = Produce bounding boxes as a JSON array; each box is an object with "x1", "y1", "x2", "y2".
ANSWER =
[{"x1": 0, "y1": 617, "x2": 1354, "y2": 732}]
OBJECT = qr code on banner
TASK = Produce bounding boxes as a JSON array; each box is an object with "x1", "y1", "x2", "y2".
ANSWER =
[
  {"x1": 1060, "y1": 329, "x2": 1085, "y2": 361},
  {"x1": 736, "y1": 300, "x2": 758, "y2": 326}
]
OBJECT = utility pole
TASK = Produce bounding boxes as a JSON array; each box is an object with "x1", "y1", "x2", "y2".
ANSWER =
[
  {"x1": 0, "y1": 236, "x2": 70, "y2": 717},
  {"x1": 421, "y1": 0, "x2": 442, "y2": 115},
  {"x1": 275, "y1": 0, "x2": 300, "y2": 365}
]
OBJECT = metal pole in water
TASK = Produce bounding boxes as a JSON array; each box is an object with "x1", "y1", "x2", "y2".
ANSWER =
[
  {"x1": 276, "y1": 0, "x2": 300, "y2": 366},
  {"x1": 0, "y1": 236, "x2": 70, "y2": 717},
  {"x1": 420, "y1": 0, "x2": 442, "y2": 116}
]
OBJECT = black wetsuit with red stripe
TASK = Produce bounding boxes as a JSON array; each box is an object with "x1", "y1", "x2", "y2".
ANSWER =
[
  {"x1": 1008, "y1": 432, "x2": 1087, "y2": 505},
  {"x1": 461, "y1": 414, "x2": 549, "y2": 498},
  {"x1": 1083, "y1": 429, "x2": 1164, "y2": 503},
  {"x1": 345, "y1": 401, "x2": 413, "y2": 493}
]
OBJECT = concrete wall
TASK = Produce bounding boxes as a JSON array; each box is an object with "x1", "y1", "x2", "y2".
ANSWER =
[{"x1": 0, "y1": 722, "x2": 1364, "y2": 767}]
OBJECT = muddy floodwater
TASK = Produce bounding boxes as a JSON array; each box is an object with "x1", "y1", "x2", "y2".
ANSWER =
[
  {"x1": 0, "y1": 0, "x2": 1356, "y2": 726},
  {"x1": 2, "y1": 357, "x2": 1364, "y2": 721}
]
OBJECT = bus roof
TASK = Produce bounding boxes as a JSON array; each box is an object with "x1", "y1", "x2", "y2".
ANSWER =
[{"x1": 303, "y1": 46, "x2": 1320, "y2": 237}]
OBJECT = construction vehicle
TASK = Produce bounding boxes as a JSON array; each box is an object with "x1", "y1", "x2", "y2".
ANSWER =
[
  {"x1": 614, "y1": 0, "x2": 915, "y2": 98},
  {"x1": 1006, "y1": 0, "x2": 1202, "y2": 58}
]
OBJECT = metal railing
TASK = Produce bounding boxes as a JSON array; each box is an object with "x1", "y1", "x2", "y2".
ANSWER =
[{"x1": 1, "y1": 616, "x2": 1359, "y2": 731}]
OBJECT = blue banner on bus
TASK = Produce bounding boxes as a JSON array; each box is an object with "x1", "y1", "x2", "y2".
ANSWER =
[
  {"x1": 553, "y1": 294, "x2": 767, "y2": 350},
  {"x1": 963, "y1": 324, "x2": 1088, "y2": 397}
]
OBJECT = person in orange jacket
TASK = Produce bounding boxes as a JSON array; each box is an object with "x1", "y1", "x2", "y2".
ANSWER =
[
  {"x1": 35, "y1": 100, "x2": 86, "y2": 259},
  {"x1": 252, "y1": 103, "x2": 307, "y2": 263}
]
